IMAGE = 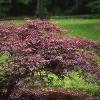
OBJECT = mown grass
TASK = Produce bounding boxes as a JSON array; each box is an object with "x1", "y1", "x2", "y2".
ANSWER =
[{"x1": 52, "y1": 18, "x2": 100, "y2": 40}]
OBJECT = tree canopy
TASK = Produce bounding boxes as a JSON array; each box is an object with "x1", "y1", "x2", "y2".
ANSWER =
[{"x1": 0, "y1": 0, "x2": 100, "y2": 17}]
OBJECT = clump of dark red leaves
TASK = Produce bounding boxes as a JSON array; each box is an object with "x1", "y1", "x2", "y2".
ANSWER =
[{"x1": 0, "y1": 19, "x2": 100, "y2": 99}]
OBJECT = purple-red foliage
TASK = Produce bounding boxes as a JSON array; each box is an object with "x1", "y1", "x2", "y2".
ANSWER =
[
  {"x1": 0, "y1": 19, "x2": 100, "y2": 99},
  {"x1": 0, "y1": 19, "x2": 99, "y2": 79}
]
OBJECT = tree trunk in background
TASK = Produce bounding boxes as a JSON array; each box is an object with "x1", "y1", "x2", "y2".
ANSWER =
[
  {"x1": 74, "y1": 0, "x2": 82, "y2": 13},
  {"x1": 36, "y1": 0, "x2": 47, "y2": 19},
  {"x1": 75, "y1": 0, "x2": 79, "y2": 10},
  {"x1": 10, "y1": 0, "x2": 18, "y2": 16},
  {"x1": 0, "y1": 0, "x2": 11, "y2": 17}
]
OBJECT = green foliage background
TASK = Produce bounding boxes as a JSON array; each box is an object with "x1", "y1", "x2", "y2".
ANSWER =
[{"x1": 0, "y1": 0, "x2": 100, "y2": 17}]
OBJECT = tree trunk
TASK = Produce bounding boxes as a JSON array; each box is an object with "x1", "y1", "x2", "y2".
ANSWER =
[
  {"x1": 74, "y1": 0, "x2": 82, "y2": 13},
  {"x1": 75, "y1": 0, "x2": 79, "y2": 10},
  {"x1": 36, "y1": 0, "x2": 47, "y2": 19}
]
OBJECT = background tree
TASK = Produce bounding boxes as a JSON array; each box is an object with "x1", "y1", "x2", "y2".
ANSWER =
[
  {"x1": 36, "y1": 0, "x2": 47, "y2": 19},
  {"x1": 0, "y1": 0, "x2": 100, "y2": 17},
  {"x1": 0, "y1": 0, "x2": 11, "y2": 17},
  {"x1": 87, "y1": 0, "x2": 100, "y2": 14}
]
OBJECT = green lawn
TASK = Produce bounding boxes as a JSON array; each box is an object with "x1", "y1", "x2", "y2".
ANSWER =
[{"x1": 52, "y1": 18, "x2": 100, "y2": 40}]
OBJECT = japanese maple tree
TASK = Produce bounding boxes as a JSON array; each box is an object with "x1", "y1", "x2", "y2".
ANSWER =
[{"x1": 0, "y1": 19, "x2": 99, "y2": 99}]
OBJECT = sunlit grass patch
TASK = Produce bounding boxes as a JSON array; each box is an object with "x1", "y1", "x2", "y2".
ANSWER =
[{"x1": 53, "y1": 18, "x2": 100, "y2": 40}]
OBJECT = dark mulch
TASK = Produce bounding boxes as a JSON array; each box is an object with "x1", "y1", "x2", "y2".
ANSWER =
[{"x1": 10, "y1": 88, "x2": 98, "y2": 100}]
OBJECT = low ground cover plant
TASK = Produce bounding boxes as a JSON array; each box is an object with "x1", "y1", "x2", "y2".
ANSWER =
[{"x1": 0, "y1": 19, "x2": 100, "y2": 99}]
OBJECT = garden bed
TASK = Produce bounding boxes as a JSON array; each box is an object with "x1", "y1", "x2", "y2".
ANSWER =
[{"x1": 11, "y1": 88, "x2": 98, "y2": 100}]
